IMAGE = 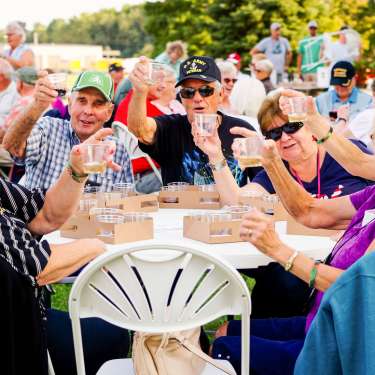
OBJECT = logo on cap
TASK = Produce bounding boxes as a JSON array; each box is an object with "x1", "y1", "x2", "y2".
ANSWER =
[
  {"x1": 90, "y1": 75, "x2": 103, "y2": 85},
  {"x1": 183, "y1": 58, "x2": 208, "y2": 75},
  {"x1": 333, "y1": 68, "x2": 348, "y2": 78}
]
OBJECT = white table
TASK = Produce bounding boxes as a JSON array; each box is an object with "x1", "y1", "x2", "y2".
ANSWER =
[{"x1": 44, "y1": 209, "x2": 335, "y2": 270}]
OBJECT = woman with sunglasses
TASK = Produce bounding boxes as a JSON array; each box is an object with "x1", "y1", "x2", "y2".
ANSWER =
[
  {"x1": 216, "y1": 61, "x2": 238, "y2": 113},
  {"x1": 195, "y1": 91, "x2": 373, "y2": 318}
]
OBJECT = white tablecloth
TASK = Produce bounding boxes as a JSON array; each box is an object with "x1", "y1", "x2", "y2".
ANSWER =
[{"x1": 44, "y1": 209, "x2": 335, "y2": 269}]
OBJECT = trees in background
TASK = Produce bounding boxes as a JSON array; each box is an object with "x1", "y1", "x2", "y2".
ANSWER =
[{"x1": 11, "y1": 0, "x2": 373, "y2": 68}]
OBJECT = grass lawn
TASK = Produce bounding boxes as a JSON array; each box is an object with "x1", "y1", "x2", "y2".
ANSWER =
[{"x1": 52, "y1": 275, "x2": 255, "y2": 343}]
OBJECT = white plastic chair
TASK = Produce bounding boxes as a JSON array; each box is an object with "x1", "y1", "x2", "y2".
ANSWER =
[
  {"x1": 112, "y1": 121, "x2": 162, "y2": 184},
  {"x1": 69, "y1": 243, "x2": 251, "y2": 375}
]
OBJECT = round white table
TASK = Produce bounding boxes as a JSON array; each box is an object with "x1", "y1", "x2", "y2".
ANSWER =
[{"x1": 44, "y1": 209, "x2": 335, "y2": 270}]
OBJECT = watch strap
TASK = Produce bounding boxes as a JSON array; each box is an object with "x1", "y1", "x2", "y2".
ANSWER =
[{"x1": 208, "y1": 158, "x2": 227, "y2": 172}]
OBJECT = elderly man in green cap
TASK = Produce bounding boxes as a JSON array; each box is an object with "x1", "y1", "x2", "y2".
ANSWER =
[{"x1": 3, "y1": 70, "x2": 133, "y2": 190}]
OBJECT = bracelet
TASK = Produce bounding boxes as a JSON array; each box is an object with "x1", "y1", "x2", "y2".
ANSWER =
[
  {"x1": 66, "y1": 161, "x2": 88, "y2": 183},
  {"x1": 284, "y1": 251, "x2": 299, "y2": 272},
  {"x1": 309, "y1": 260, "x2": 322, "y2": 288},
  {"x1": 209, "y1": 158, "x2": 227, "y2": 172},
  {"x1": 316, "y1": 126, "x2": 333, "y2": 144}
]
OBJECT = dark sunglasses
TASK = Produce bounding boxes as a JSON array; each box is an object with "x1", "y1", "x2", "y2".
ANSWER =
[
  {"x1": 179, "y1": 85, "x2": 215, "y2": 99},
  {"x1": 263, "y1": 122, "x2": 304, "y2": 141},
  {"x1": 223, "y1": 78, "x2": 238, "y2": 84}
]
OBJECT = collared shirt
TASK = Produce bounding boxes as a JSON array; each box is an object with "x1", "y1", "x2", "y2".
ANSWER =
[
  {"x1": 14, "y1": 116, "x2": 133, "y2": 191},
  {"x1": 315, "y1": 87, "x2": 373, "y2": 121},
  {"x1": 0, "y1": 178, "x2": 50, "y2": 286}
]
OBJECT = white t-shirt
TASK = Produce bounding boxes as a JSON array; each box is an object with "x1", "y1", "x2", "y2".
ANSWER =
[{"x1": 348, "y1": 107, "x2": 375, "y2": 149}]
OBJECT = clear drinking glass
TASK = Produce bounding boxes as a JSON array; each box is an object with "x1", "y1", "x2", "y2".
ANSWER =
[
  {"x1": 113, "y1": 182, "x2": 136, "y2": 197},
  {"x1": 78, "y1": 199, "x2": 98, "y2": 213},
  {"x1": 223, "y1": 205, "x2": 253, "y2": 220},
  {"x1": 123, "y1": 212, "x2": 151, "y2": 223},
  {"x1": 146, "y1": 62, "x2": 168, "y2": 85},
  {"x1": 233, "y1": 136, "x2": 264, "y2": 168},
  {"x1": 194, "y1": 113, "x2": 218, "y2": 136},
  {"x1": 95, "y1": 214, "x2": 125, "y2": 237},
  {"x1": 81, "y1": 143, "x2": 109, "y2": 174},
  {"x1": 262, "y1": 194, "x2": 279, "y2": 215},
  {"x1": 47, "y1": 73, "x2": 68, "y2": 97},
  {"x1": 288, "y1": 96, "x2": 307, "y2": 122}
]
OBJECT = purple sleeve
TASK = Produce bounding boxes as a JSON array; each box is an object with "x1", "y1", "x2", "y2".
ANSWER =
[{"x1": 350, "y1": 185, "x2": 375, "y2": 210}]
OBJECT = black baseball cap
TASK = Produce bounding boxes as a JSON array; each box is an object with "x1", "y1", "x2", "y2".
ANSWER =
[
  {"x1": 330, "y1": 61, "x2": 355, "y2": 86},
  {"x1": 108, "y1": 62, "x2": 124, "y2": 73},
  {"x1": 175, "y1": 56, "x2": 221, "y2": 87}
]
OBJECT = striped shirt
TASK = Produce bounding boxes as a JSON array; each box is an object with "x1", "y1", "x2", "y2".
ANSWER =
[
  {"x1": 0, "y1": 178, "x2": 50, "y2": 286},
  {"x1": 14, "y1": 116, "x2": 134, "y2": 191}
]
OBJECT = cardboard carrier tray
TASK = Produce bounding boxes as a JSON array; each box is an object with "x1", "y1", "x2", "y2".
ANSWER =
[
  {"x1": 100, "y1": 192, "x2": 159, "y2": 212},
  {"x1": 60, "y1": 212, "x2": 154, "y2": 244},
  {"x1": 159, "y1": 185, "x2": 221, "y2": 209},
  {"x1": 183, "y1": 215, "x2": 244, "y2": 244}
]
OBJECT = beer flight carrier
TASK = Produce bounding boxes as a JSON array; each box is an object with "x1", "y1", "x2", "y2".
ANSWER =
[{"x1": 60, "y1": 183, "x2": 336, "y2": 245}]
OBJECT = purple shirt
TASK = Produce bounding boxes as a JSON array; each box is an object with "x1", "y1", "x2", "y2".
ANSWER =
[{"x1": 306, "y1": 185, "x2": 375, "y2": 331}]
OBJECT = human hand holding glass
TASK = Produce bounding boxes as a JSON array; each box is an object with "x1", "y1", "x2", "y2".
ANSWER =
[{"x1": 232, "y1": 135, "x2": 264, "y2": 169}]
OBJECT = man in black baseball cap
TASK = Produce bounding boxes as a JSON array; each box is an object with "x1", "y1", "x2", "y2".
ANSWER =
[
  {"x1": 108, "y1": 62, "x2": 124, "y2": 93},
  {"x1": 127, "y1": 55, "x2": 257, "y2": 187},
  {"x1": 315, "y1": 60, "x2": 372, "y2": 122}
]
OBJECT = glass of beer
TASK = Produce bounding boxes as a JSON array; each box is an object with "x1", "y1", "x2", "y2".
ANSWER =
[
  {"x1": 288, "y1": 96, "x2": 307, "y2": 122},
  {"x1": 81, "y1": 143, "x2": 109, "y2": 174},
  {"x1": 146, "y1": 62, "x2": 168, "y2": 85},
  {"x1": 233, "y1": 136, "x2": 264, "y2": 168},
  {"x1": 113, "y1": 182, "x2": 136, "y2": 198},
  {"x1": 194, "y1": 113, "x2": 218, "y2": 136},
  {"x1": 47, "y1": 73, "x2": 68, "y2": 97}
]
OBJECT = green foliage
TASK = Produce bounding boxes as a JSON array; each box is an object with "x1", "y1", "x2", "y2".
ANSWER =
[
  {"x1": 26, "y1": 5, "x2": 151, "y2": 57},
  {"x1": 15, "y1": 0, "x2": 374, "y2": 66}
]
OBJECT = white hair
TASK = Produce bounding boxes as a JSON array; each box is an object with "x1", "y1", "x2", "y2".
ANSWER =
[
  {"x1": 255, "y1": 59, "x2": 274, "y2": 74},
  {"x1": 5, "y1": 21, "x2": 26, "y2": 43},
  {"x1": 0, "y1": 59, "x2": 14, "y2": 79},
  {"x1": 230, "y1": 77, "x2": 266, "y2": 117},
  {"x1": 216, "y1": 61, "x2": 237, "y2": 77}
]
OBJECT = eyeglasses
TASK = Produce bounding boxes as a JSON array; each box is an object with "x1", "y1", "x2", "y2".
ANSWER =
[
  {"x1": 263, "y1": 122, "x2": 304, "y2": 141},
  {"x1": 223, "y1": 78, "x2": 238, "y2": 84},
  {"x1": 179, "y1": 86, "x2": 215, "y2": 99}
]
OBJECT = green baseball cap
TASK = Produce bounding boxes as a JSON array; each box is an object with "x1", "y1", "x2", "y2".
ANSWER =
[
  {"x1": 16, "y1": 67, "x2": 38, "y2": 85},
  {"x1": 72, "y1": 71, "x2": 114, "y2": 102}
]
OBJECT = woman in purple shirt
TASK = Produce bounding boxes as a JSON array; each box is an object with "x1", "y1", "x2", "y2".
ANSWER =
[{"x1": 212, "y1": 140, "x2": 375, "y2": 375}]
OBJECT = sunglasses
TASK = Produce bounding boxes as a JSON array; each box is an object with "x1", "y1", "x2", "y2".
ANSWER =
[
  {"x1": 179, "y1": 85, "x2": 215, "y2": 99},
  {"x1": 223, "y1": 78, "x2": 238, "y2": 84},
  {"x1": 263, "y1": 122, "x2": 304, "y2": 141}
]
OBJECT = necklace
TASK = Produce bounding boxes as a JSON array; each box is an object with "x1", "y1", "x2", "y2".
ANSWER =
[{"x1": 291, "y1": 149, "x2": 321, "y2": 198}]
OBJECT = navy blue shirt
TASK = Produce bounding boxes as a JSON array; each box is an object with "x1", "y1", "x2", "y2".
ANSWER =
[{"x1": 253, "y1": 140, "x2": 374, "y2": 198}]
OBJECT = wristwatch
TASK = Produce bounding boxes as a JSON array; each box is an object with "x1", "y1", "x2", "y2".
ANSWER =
[{"x1": 208, "y1": 158, "x2": 227, "y2": 172}]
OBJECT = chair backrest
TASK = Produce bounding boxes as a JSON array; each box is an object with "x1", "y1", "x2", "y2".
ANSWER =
[
  {"x1": 112, "y1": 121, "x2": 146, "y2": 160},
  {"x1": 69, "y1": 243, "x2": 251, "y2": 374},
  {"x1": 112, "y1": 121, "x2": 162, "y2": 183}
]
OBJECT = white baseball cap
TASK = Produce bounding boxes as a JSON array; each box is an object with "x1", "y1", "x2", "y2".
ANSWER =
[
  {"x1": 308, "y1": 20, "x2": 318, "y2": 28},
  {"x1": 270, "y1": 22, "x2": 281, "y2": 31}
]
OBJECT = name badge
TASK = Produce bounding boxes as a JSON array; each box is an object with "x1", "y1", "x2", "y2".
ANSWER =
[{"x1": 362, "y1": 209, "x2": 375, "y2": 227}]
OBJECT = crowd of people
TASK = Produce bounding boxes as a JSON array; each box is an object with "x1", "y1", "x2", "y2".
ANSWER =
[{"x1": 1, "y1": 18, "x2": 375, "y2": 375}]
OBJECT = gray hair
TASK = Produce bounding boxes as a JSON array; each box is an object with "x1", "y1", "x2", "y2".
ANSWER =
[
  {"x1": 216, "y1": 61, "x2": 237, "y2": 77},
  {"x1": 5, "y1": 21, "x2": 26, "y2": 43},
  {"x1": 0, "y1": 59, "x2": 14, "y2": 79}
]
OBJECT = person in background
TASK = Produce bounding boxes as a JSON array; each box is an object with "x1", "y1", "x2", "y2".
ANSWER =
[
  {"x1": 249, "y1": 53, "x2": 267, "y2": 76},
  {"x1": 1, "y1": 21, "x2": 34, "y2": 69},
  {"x1": 297, "y1": 21, "x2": 324, "y2": 82},
  {"x1": 250, "y1": 22, "x2": 292, "y2": 84},
  {"x1": 155, "y1": 40, "x2": 187, "y2": 78},
  {"x1": 253, "y1": 59, "x2": 275, "y2": 94},
  {"x1": 315, "y1": 61, "x2": 372, "y2": 122},
  {"x1": 150, "y1": 69, "x2": 186, "y2": 115},
  {"x1": 216, "y1": 60, "x2": 238, "y2": 113},
  {"x1": 226, "y1": 52, "x2": 249, "y2": 81},
  {"x1": 108, "y1": 62, "x2": 125, "y2": 94}
]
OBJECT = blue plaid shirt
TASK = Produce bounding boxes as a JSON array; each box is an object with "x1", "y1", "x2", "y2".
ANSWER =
[{"x1": 14, "y1": 116, "x2": 133, "y2": 191}]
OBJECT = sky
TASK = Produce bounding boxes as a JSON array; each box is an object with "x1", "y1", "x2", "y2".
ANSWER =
[{"x1": 0, "y1": 0, "x2": 146, "y2": 29}]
